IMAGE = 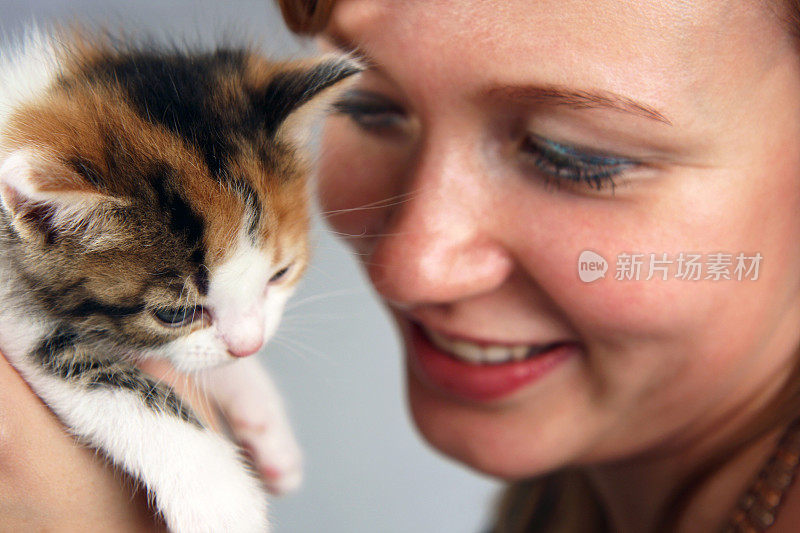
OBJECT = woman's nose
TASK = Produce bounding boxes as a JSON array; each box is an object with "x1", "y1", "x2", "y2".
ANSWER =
[{"x1": 365, "y1": 143, "x2": 514, "y2": 307}]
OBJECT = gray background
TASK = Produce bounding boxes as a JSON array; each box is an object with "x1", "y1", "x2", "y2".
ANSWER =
[{"x1": 0, "y1": 1, "x2": 501, "y2": 531}]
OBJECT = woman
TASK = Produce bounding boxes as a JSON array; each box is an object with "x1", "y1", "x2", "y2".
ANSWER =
[
  {"x1": 275, "y1": 0, "x2": 800, "y2": 531},
  {"x1": 3, "y1": 1, "x2": 800, "y2": 532}
]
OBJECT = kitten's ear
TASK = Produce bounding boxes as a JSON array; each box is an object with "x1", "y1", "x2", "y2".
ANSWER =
[
  {"x1": 0, "y1": 149, "x2": 122, "y2": 245},
  {"x1": 253, "y1": 54, "x2": 364, "y2": 145}
]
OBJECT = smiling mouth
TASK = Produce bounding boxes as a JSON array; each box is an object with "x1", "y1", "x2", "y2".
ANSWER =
[{"x1": 420, "y1": 325, "x2": 564, "y2": 365}]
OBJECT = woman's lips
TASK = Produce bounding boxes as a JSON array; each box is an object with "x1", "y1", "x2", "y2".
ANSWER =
[{"x1": 407, "y1": 322, "x2": 578, "y2": 402}]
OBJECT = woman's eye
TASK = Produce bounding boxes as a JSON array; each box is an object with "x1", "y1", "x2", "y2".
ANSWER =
[
  {"x1": 520, "y1": 134, "x2": 637, "y2": 191},
  {"x1": 153, "y1": 306, "x2": 200, "y2": 327},
  {"x1": 269, "y1": 264, "x2": 292, "y2": 284},
  {"x1": 332, "y1": 89, "x2": 407, "y2": 131}
]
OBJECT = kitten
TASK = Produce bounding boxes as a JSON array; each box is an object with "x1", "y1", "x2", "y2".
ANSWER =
[{"x1": 0, "y1": 27, "x2": 360, "y2": 532}]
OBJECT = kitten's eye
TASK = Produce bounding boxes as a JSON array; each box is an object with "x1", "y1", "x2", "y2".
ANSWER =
[
  {"x1": 153, "y1": 306, "x2": 201, "y2": 327},
  {"x1": 269, "y1": 264, "x2": 292, "y2": 284}
]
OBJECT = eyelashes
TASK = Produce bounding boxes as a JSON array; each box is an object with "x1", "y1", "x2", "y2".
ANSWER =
[
  {"x1": 331, "y1": 90, "x2": 407, "y2": 131},
  {"x1": 333, "y1": 90, "x2": 638, "y2": 192},
  {"x1": 520, "y1": 134, "x2": 636, "y2": 191},
  {"x1": 269, "y1": 263, "x2": 292, "y2": 283}
]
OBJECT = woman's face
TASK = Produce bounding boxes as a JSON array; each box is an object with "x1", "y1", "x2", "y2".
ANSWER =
[{"x1": 318, "y1": 0, "x2": 800, "y2": 478}]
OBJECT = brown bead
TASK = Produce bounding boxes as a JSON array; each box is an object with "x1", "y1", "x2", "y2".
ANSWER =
[
  {"x1": 759, "y1": 486, "x2": 783, "y2": 508},
  {"x1": 765, "y1": 468, "x2": 794, "y2": 491},
  {"x1": 775, "y1": 449, "x2": 800, "y2": 467},
  {"x1": 747, "y1": 502, "x2": 775, "y2": 529},
  {"x1": 722, "y1": 421, "x2": 800, "y2": 531},
  {"x1": 739, "y1": 493, "x2": 756, "y2": 510}
]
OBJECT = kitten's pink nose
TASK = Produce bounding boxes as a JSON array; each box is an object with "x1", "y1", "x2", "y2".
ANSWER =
[
  {"x1": 218, "y1": 314, "x2": 265, "y2": 358},
  {"x1": 225, "y1": 334, "x2": 264, "y2": 358}
]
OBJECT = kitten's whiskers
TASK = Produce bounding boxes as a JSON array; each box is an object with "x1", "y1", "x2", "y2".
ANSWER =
[
  {"x1": 284, "y1": 287, "x2": 364, "y2": 311},
  {"x1": 317, "y1": 189, "x2": 419, "y2": 216}
]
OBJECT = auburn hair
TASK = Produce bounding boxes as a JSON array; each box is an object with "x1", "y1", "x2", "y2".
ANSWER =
[{"x1": 274, "y1": 0, "x2": 800, "y2": 530}]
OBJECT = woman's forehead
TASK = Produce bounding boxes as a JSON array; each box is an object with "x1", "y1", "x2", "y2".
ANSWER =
[
  {"x1": 327, "y1": 0, "x2": 785, "y2": 41},
  {"x1": 326, "y1": 0, "x2": 796, "y2": 129}
]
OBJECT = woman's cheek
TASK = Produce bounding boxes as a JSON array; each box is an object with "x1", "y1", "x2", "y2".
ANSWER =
[
  {"x1": 504, "y1": 193, "x2": 736, "y2": 344},
  {"x1": 318, "y1": 119, "x2": 408, "y2": 247}
]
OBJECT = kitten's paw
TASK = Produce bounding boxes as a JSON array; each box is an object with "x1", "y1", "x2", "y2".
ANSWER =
[
  {"x1": 232, "y1": 412, "x2": 303, "y2": 496},
  {"x1": 202, "y1": 358, "x2": 303, "y2": 496},
  {"x1": 158, "y1": 433, "x2": 270, "y2": 533}
]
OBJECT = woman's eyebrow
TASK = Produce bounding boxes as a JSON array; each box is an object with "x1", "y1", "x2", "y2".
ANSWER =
[
  {"x1": 486, "y1": 85, "x2": 673, "y2": 126},
  {"x1": 323, "y1": 31, "x2": 671, "y2": 126}
]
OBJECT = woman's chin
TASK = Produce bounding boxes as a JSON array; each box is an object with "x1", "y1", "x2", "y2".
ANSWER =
[{"x1": 405, "y1": 364, "x2": 581, "y2": 480}]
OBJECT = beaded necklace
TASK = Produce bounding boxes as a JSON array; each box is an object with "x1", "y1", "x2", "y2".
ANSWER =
[{"x1": 723, "y1": 417, "x2": 800, "y2": 532}]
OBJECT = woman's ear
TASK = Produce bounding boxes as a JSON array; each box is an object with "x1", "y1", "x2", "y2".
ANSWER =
[
  {"x1": 0, "y1": 149, "x2": 125, "y2": 246},
  {"x1": 250, "y1": 53, "x2": 364, "y2": 146}
]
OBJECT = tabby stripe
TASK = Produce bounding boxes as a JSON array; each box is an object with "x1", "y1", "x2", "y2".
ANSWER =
[
  {"x1": 33, "y1": 326, "x2": 200, "y2": 426},
  {"x1": 89, "y1": 370, "x2": 200, "y2": 426},
  {"x1": 230, "y1": 176, "x2": 262, "y2": 237},
  {"x1": 65, "y1": 299, "x2": 145, "y2": 318},
  {"x1": 148, "y1": 164, "x2": 206, "y2": 249}
]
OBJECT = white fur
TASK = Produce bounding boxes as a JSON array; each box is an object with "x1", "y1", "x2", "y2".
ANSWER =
[
  {"x1": 0, "y1": 26, "x2": 60, "y2": 142},
  {"x1": 11, "y1": 356, "x2": 269, "y2": 532},
  {"x1": 209, "y1": 233, "x2": 271, "y2": 357},
  {"x1": 0, "y1": 285, "x2": 50, "y2": 356}
]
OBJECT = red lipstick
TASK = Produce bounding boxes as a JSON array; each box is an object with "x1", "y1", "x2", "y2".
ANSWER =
[{"x1": 406, "y1": 322, "x2": 578, "y2": 402}]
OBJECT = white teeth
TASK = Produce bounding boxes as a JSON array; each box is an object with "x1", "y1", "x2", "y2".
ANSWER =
[
  {"x1": 425, "y1": 327, "x2": 536, "y2": 365},
  {"x1": 512, "y1": 345, "x2": 529, "y2": 361},
  {"x1": 484, "y1": 345, "x2": 510, "y2": 363},
  {"x1": 454, "y1": 340, "x2": 483, "y2": 361}
]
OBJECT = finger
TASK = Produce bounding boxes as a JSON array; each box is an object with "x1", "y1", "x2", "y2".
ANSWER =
[{"x1": 135, "y1": 358, "x2": 222, "y2": 432}]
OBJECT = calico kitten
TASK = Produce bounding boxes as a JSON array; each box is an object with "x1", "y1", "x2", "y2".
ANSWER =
[{"x1": 0, "y1": 28, "x2": 360, "y2": 532}]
